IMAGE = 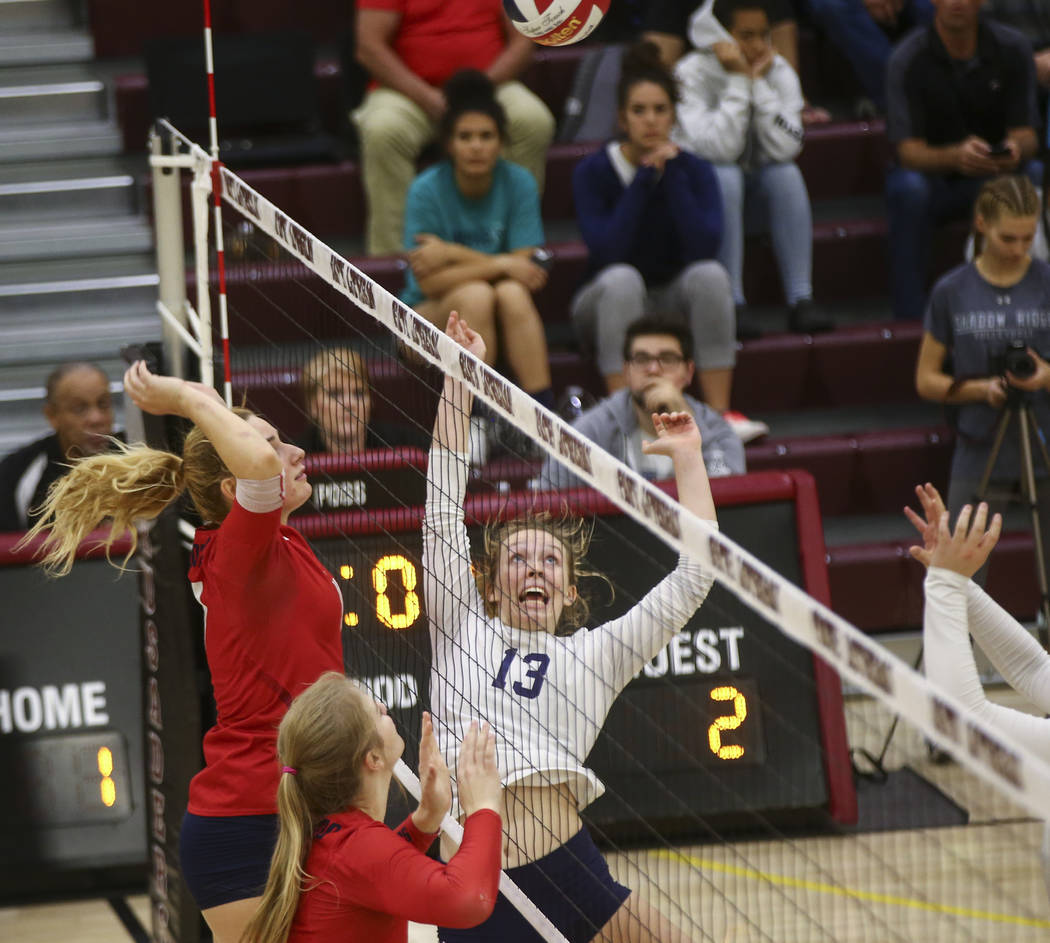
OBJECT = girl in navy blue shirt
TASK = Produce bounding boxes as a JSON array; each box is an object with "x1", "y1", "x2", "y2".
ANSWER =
[{"x1": 571, "y1": 42, "x2": 766, "y2": 443}]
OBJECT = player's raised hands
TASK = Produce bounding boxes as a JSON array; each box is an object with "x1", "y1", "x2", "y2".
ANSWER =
[
  {"x1": 925, "y1": 502, "x2": 1002, "y2": 578},
  {"x1": 413, "y1": 711, "x2": 452, "y2": 834},
  {"x1": 641, "y1": 411, "x2": 703, "y2": 458},
  {"x1": 446, "y1": 310, "x2": 486, "y2": 363},
  {"x1": 456, "y1": 722, "x2": 501, "y2": 817},
  {"x1": 904, "y1": 482, "x2": 948, "y2": 568}
]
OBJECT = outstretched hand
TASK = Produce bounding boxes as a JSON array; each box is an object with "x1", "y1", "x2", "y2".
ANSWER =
[
  {"x1": 904, "y1": 482, "x2": 948, "y2": 568},
  {"x1": 446, "y1": 310, "x2": 486, "y2": 362},
  {"x1": 413, "y1": 711, "x2": 452, "y2": 833},
  {"x1": 641, "y1": 411, "x2": 703, "y2": 459},
  {"x1": 927, "y1": 502, "x2": 1002, "y2": 578},
  {"x1": 456, "y1": 721, "x2": 501, "y2": 817}
]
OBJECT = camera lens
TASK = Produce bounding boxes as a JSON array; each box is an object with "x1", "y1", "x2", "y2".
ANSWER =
[{"x1": 1004, "y1": 343, "x2": 1036, "y2": 379}]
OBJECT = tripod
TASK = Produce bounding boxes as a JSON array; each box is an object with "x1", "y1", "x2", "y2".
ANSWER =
[{"x1": 973, "y1": 390, "x2": 1050, "y2": 649}]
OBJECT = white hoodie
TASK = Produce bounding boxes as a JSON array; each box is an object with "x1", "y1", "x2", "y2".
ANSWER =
[{"x1": 672, "y1": 0, "x2": 804, "y2": 167}]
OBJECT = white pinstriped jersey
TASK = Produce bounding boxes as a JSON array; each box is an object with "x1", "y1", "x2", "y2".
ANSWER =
[{"x1": 423, "y1": 447, "x2": 714, "y2": 810}]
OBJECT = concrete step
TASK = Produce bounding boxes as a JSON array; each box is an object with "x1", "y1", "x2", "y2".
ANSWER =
[
  {"x1": 0, "y1": 305, "x2": 160, "y2": 365},
  {"x1": 0, "y1": 75, "x2": 106, "y2": 125},
  {"x1": 0, "y1": 215, "x2": 152, "y2": 261},
  {"x1": 0, "y1": 0, "x2": 76, "y2": 31},
  {"x1": 0, "y1": 29, "x2": 92, "y2": 66},
  {"x1": 0, "y1": 172, "x2": 138, "y2": 220},
  {"x1": 0, "y1": 117, "x2": 122, "y2": 162}
]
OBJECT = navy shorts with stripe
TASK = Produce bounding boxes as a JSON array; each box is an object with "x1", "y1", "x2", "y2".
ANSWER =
[{"x1": 438, "y1": 827, "x2": 631, "y2": 943}]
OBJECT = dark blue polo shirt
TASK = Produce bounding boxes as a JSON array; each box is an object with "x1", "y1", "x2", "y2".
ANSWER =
[{"x1": 887, "y1": 19, "x2": 1037, "y2": 148}]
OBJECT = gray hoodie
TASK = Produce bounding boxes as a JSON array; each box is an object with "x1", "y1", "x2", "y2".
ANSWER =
[
  {"x1": 535, "y1": 389, "x2": 745, "y2": 492},
  {"x1": 672, "y1": 0, "x2": 805, "y2": 168}
]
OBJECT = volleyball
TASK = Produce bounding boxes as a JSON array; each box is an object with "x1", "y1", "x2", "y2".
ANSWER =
[{"x1": 503, "y1": 0, "x2": 611, "y2": 46}]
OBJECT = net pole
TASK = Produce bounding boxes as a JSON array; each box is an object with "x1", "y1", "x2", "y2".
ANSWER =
[{"x1": 201, "y1": 0, "x2": 233, "y2": 405}]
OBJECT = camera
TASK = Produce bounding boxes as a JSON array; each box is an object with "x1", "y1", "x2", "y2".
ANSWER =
[{"x1": 990, "y1": 340, "x2": 1036, "y2": 379}]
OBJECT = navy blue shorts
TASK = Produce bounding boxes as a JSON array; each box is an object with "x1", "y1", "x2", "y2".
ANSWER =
[
  {"x1": 179, "y1": 812, "x2": 278, "y2": 910},
  {"x1": 438, "y1": 828, "x2": 631, "y2": 943}
]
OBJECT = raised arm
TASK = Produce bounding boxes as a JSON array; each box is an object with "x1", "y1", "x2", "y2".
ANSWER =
[
  {"x1": 919, "y1": 501, "x2": 1050, "y2": 761},
  {"x1": 423, "y1": 313, "x2": 488, "y2": 636},
  {"x1": 124, "y1": 361, "x2": 281, "y2": 481},
  {"x1": 585, "y1": 413, "x2": 717, "y2": 690}
]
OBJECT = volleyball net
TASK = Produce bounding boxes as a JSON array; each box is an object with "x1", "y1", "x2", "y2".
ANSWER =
[{"x1": 147, "y1": 119, "x2": 1050, "y2": 942}]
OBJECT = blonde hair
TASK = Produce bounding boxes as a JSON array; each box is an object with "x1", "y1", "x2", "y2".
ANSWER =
[
  {"x1": 477, "y1": 510, "x2": 612, "y2": 633},
  {"x1": 301, "y1": 347, "x2": 369, "y2": 400},
  {"x1": 19, "y1": 408, "x2": 254, "y2": 576},
  {"x1": 243, "y1": 672, "x2": 382, "y2": 943},
  {"x1": 973, "y1": 174, "x2": 1040, "y2": 256}
]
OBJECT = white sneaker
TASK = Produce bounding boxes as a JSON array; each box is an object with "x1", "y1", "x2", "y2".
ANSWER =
[
  {"x1": 468, "y1": 416, "x2": 490, "y2": 466},
  {"x1": 722, "y1": 410, "x2": 769, "y2": 444}
]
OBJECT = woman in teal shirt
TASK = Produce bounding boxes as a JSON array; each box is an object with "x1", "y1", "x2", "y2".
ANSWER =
[{"x1": 402, "y1": 70, "x2": 554, "y2": 411}]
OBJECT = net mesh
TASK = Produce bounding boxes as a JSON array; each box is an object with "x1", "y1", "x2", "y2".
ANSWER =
[{"x1": 158, "y1": 123, "x2": 1050, "y2": 942}]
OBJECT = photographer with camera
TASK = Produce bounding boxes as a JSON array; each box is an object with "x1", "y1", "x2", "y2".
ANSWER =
[{"x1": 915, "y1": 175, "x2": 1050, "y2": 588}]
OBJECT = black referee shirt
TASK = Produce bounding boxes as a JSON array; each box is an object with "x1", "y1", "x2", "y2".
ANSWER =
[{"x1": 887, "y1": 19, "x2": 1037, "y2": 148}]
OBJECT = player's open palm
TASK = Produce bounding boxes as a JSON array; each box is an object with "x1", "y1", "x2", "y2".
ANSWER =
[
  {"x1": 446, "y1": 310, "x2": 486, "y2": 362},
  {"x1": 929, "y1": 502, "x2": 1002, "y2": 578},
  {"x1": 456, "y1": 722, "x2": 501, "y2": 816},
  {"x1": 417, "y1": 711, "x2": 451, "y2": 826},
  {"x1": 641, "y1": 411, "x2": 702, "y2": 459},
  {"x1": 905, "y1": 482, "x2": 947, "y2": 568}
]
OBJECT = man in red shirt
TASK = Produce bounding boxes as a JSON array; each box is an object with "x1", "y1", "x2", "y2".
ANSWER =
[{"x1": 354, "y1": 0, "x2": 555, "y2": 254}]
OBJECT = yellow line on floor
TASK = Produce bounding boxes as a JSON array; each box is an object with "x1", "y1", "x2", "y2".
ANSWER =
[{"x1": 654, "y1": 850, "x2": 1050, "y2": 928}]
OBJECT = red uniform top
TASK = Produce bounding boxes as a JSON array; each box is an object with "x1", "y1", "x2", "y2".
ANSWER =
[
  {"x1": 187, "y1": 488, "x2": 344, "y2": 816},
  {"x1": 289, "y1": 808, "x2": 502, "y2": 942},
  {"x1": 357, "y1": 0, "x2": 508, "y2": 88}
]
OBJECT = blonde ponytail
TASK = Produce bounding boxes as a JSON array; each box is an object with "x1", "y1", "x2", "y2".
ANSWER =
[
  {"x1": 243, "y1": 673, "x2": 381, "y2": 943},
  {"x1": 19, "y1": 441, "x2": 186, "y2": 575}
]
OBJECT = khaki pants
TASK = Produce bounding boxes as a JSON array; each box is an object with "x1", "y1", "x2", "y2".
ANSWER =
[{"x1": 353, "y1": 82, "x2": 555, "y2": 255}]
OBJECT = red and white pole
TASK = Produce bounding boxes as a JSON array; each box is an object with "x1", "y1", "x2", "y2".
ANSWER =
[{"x1": 202, "y1": 0, "x2": 233, "y2": 405}]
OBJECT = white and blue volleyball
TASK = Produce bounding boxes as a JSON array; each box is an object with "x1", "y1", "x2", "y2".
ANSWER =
[{"x1": 503, "y1": 0, "x2": 611, "y2": 46}]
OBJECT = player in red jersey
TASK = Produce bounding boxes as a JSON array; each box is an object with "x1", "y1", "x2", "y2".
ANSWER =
[
  {"x1": 244, "y1": 671, "x2": 503, "y2": 943},
  {"x1": 22, "y1": 361, "x2": 345, "y2": 943}
]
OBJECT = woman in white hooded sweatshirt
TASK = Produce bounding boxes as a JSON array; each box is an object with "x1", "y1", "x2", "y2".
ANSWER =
[{"x1": 673, "y1": 0, "x2": 828, "y2": 335}]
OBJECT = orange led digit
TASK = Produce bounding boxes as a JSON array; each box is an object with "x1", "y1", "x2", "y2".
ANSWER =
[
  {"x1": 373, "y1": 555, "x2": 421, "y2": 630},
  {"x1": 97, "y1": 746, "x2": 116, "y2": 808},
  {"x1": 708, "y1": 685, "x2": 747, "y2": 761}
]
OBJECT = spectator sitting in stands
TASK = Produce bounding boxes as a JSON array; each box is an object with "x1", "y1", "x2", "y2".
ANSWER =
[
  {"x1": 571, "y1": 42, "x2": 768, "y2": 443},
  {"x1": 298, "y1": 347, "x2": 428, "y2": 453},
  {"x1": 401, "y1": 70, "x2": 555, "y2": 413},
  {"x1": 643, "y1": 0, "x2": 832, "y2": 124},
  {"x1": 0, "y1": 362, "x2": 117, "y2": 532},
  {"x1": 675, "y1": 0, "x2": 832, "y2": 337},
  {"x1": 885, "y1": 0, "x2": 1039, "y2": 321},
  {"x1": 803, "y1": 0, "x2": 934, "y2": 114},
  {"x1": 536, "y1": 317, "x2": 745, "y2": 492},
  {"x1": 354, "y1": 0, "x2": 554, "y2": 256}
]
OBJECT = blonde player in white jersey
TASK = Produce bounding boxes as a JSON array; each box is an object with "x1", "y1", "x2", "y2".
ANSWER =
[
  {"x1": 424, "y1": 311, "x2": 713, "y2": 943},
  {"x1": 906, "y1": 483, "x2": 1050, "y2": 899}
]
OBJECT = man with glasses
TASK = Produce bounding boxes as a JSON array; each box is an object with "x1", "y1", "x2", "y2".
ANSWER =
[{"x1": 536, "y1": 317, "x2": 747, "y2": 493}]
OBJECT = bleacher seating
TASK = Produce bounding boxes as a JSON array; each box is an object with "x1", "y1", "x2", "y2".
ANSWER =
[{"x1": 88, "y1": 18, "x2": 1045, "y2": 634}]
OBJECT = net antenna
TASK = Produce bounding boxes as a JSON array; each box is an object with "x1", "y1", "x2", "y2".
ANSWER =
[{"x1": 146, "y1": 114, "x2": 1050, "y2": 940}]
